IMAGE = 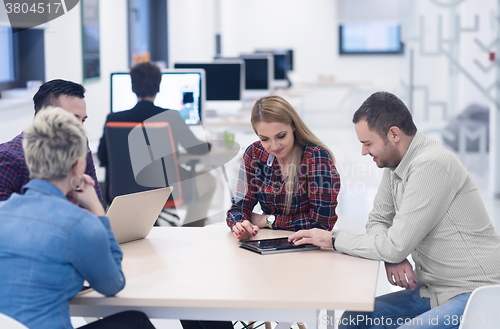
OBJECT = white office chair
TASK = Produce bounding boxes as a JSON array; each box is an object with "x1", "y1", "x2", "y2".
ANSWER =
[
  {"x1": 458, "y1": 284, "x2": 500, "y2": 329},
  {"x1": 0, "y1": 313, "x2": 29, "y2": 329}
]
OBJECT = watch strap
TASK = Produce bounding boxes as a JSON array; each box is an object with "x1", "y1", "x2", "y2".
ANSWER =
[
  {"x1": 266, "y1": 214, "x2": 275, "y2": 228},
  {"x1": 331, "y1": 231, "x2": 340, "y2": 250}
]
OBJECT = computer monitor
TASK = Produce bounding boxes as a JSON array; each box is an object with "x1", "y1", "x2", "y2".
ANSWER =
[
  {"x1": 239, "y1": 54, "x2": 273, "y2": 90},
  {"x1": 173, "y1": 61, "x2": 244, "y2": 101},
  {"x1": 110, "y1": 69, "x2": 205, "y2": 125},
  {"x1": 286, "y1": 49, "x2": 294, "y2": 71},
  {"x1": 214, "y1": 54, "x2": 273, "y2": 100},
  {"x1": 255, "y1": 49, "x2": 291, "y2": 88},
  {"x1": 338, "y1": 22, "x2": 404, "y2": 55}
]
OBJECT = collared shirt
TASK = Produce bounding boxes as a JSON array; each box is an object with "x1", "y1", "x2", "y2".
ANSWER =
[
  {"x1": 0, "y1": 179, "x2": 124, "y2": 329},
  {"x1": 226, "y1": 141, "x2": 340, "y2": 230},
  {"x1": 335, "y1": 131, "x2": 500, "y2": 307},
  {"x1": 0, "y1": 133, "x2": 102, "y2": 201}
]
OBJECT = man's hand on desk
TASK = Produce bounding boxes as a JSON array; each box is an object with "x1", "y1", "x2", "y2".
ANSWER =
[
  {"x1": 231, "y1": 220, "x2": 259, "y2": 240},
  {"x1": 385, "y1": 259, "x2": 417, "y2": 290},
  {"x1": 288, "y1": 228, "x2": 334, "y2": 249}
]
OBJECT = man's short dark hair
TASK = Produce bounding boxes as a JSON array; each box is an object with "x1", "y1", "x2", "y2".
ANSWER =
[
  {"x1": 33, "y1": 79, "x2": 86, "y2": 114},
  {"x1": 352, "y1": 91, "x2": 417, "y2": 138},
  {"x1": 130, "y1": 62, "x2": 162, "y2": 98}
]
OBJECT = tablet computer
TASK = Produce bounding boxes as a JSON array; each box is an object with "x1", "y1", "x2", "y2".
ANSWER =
[{"x1": 239, "y1": 237, "x2": 320, "y2": 255}]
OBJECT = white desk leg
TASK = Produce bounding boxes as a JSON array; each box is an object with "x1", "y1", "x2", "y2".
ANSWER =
[{"x1": 83, "y1": 317, "x2": 100, "y2": 324}]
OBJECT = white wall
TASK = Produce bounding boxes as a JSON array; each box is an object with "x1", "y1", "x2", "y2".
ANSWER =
[
  {"x1": 84, "y1": 0, "x2": 129, "y2": 142},
  {"x1": 0, "y1": 0, "x2": 128, "y2": 145},
  {"x1": 400, "y1": 0, "x2": 496, "y2": 124},
  {"x1": 168, "y1": 0, "x2": 216, "y2": 65},
  {"x1": 11, "y1": 0, "x2": 494, "y2": 143},
  {"x1": 168, "y1": 0, "x2": 405, "y2": 88},
  {"x1": 2, "y1": 0, "x2": 407, "y2": 144}
]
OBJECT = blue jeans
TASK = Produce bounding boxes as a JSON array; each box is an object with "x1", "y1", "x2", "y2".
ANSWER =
[{"x1": 338, "y1": 287, "x2": 471, "y2": 329}]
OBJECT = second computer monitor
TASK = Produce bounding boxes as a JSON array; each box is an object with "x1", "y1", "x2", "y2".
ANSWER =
[
  {"x1": 237, "y1": 53, "x2": 273, "y2": 100},
  {"x1": 255, "y1": 49, "x2": 292, "y2": 88},
  {"x1": 174, "y1": 60, "x2": 244, "y2": 101}
]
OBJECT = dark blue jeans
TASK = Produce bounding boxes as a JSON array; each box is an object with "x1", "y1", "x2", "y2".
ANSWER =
[
  {"x1": 339, "y1": 287, "x2": 471, "y2": 329},
  {"x1": 80, "y1": 311, "x2": 155, "y2": 328}
]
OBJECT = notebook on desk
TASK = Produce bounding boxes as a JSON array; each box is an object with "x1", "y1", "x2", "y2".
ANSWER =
[{"x1": 106, "y1": 187, "x2": 173, "y2": 244}]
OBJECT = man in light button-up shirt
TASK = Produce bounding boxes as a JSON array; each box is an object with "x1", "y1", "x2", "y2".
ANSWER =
[{"x1": 290, "y1": 92, "x2": 500, "y2": 329}]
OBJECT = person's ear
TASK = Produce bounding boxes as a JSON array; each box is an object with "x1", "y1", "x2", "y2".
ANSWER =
[
  {"x1": 387, "y1": 126, "x2": 402, "y2": 143},
  {"x1": 71, "y1": 158, "x2": 86, "y2": 176}
]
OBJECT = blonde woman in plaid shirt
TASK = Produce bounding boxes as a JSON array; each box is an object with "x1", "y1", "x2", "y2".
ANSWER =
[{"x1": 227, "y1": 95, "x2": 340, "y2": 240}]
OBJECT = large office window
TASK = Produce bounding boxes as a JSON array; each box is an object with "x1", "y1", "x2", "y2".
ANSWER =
[
  {"x1": 0, "y1": 27, "x2": 45, "y2": 92},
  {"x1": 128, "y1": 0, "x2": 168, "y2": 66},
  {"x1": 0, "y1": 27, "x2": 15, "y2": 85},
  {"x1": 130, "y1": 0, "x2": 151, "y2": 60}
]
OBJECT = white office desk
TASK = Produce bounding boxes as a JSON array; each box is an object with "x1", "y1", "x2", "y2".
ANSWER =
[{"x1": 70, "y1": 227, "x2": 379, "y2": 328}]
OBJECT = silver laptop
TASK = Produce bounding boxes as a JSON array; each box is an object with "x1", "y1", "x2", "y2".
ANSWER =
[{"x1": 106, "y1": 187, "x2": 173, "y2": 244}]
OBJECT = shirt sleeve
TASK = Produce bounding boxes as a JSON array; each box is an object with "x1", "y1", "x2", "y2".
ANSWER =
[
  {"x1": 226, "y1": 146, "x2": 258, "y2": 227},
  {"x1": 85, "y1": 149, "x2": 103, "y2": 201},
  {"x1": 275, "y1": 148, "x2": 340, "y2": 231},
  {"x1": 0, "y1": 149, "x2": 23, "y2": 201},
  {"x1": 69, "y1": 214, "x2": 125, "y2": 296},
  {"x1": 335, "y1": 161, "x2": 458, "y2": 263},
  {"x1": 170, "y1": 111, "x2": 210, "y2": 155},
  {"x1": 97, "y1": 129, "x2": 108, "y2": 167},
  {"x1": 365, "y1": 169, "x2": 396, "y2": 235}
]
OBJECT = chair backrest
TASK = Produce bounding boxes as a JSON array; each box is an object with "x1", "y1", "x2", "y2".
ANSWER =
[
  {"x1": 458, "y1": 284, "x2": 500, "y2": 329},
  {"x1": 105, "y1": 122, "x2": 185, "y2": 207},
  {"x1": 0, "y1": 313, "x2": 29, "y2": 329}
]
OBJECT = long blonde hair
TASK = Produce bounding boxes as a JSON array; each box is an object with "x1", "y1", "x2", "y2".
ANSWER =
[{"x1": 251, "y1": 95, "x2": 335, "y2": 213}]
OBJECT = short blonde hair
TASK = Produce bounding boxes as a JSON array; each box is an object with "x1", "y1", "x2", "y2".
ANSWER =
[{"x1": 23, "y1": 107, "x2": 87, "y2": 181}]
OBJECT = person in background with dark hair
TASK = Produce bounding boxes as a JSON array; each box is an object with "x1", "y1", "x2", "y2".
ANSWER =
[
  {"x1": 289, "y1": 91, "x2": 500, "y2": 329},
  {"x1": 98, "y1": 61, "x2": 231, "y2": 329},
  {"x1": 0, "y1": 79, "x2": 102, "y2": 201},
  {"x1": 98, "y1": 61, "x2": 215, "y2": 227}
]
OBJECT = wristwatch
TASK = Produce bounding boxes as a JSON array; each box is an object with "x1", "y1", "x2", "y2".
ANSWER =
[
  {"x1": 266, "y1": 214, "x2": 276, "y2": 228},
  {"x1": 331, "y1": 231, "x2": 340, "y2": 250}
]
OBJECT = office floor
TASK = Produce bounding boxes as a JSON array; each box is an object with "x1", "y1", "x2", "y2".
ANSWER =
[{"x1": 74, "y1": 85, "x2": 500, "y2": 329}]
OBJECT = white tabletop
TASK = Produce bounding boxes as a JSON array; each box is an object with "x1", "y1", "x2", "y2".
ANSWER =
[{"x1": 70, "y1": 226, "x2": 379, "y2": 327}]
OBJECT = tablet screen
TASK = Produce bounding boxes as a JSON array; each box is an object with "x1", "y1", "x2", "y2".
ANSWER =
[
  {"x1": 239, "y1": 237, "x2": 320, "y2": 254},
  {"x1": 244, "y1": 237, "x2": 296, "y2": 250}
]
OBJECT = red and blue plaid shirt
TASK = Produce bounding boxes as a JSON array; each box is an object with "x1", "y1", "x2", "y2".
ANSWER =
[
  {"x1": 226, "y1": 141, "x2": 340, "y2": 231},
  {"x1": 0, "y1": 133, "x2": 102, "y2": 201}
]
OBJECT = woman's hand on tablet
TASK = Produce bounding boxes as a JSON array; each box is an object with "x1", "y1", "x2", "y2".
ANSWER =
[{"x1": 232, "y1": 220, "x2": 259, "y2": 240}]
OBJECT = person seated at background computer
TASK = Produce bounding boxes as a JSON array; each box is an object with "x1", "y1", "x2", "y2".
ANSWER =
[
  {"x1": 0, "y1": 107, "x2": 155, "y2": 329},
  {"x1": 98, "y1": 61, "x2": 214, "y2": 227},
  {"x1": 226, "y1": 95, "x2": 340, "y2": 240},
  {"x1": 0, "y1": 79, "x2": 102, "y2": 202}
]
